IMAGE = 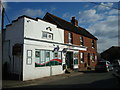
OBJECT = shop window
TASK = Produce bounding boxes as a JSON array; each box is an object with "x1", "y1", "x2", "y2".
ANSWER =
[
  {"x1": 35, "y1": 50, "x2": 41, "y2": 67},
  {"x1": 73, "y1": 52, "x2": 78, "y2": 64},
  {"x1": 40, "y1": 50, "x2": 46, "y2": 66},
  {"x1": 35, "y1": 49, "x2": 62, "y2": 67},
  {"x1": 45, "y1": 51, "x2": 50, "y2": 66},
  {"x1": 80, "y1": 52, "x2": 84, "y2": 63}
]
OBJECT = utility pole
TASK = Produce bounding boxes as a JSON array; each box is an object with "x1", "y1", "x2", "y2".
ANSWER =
[{"x1": 1, "y1": 6, "x2": 5, "y2": 72}]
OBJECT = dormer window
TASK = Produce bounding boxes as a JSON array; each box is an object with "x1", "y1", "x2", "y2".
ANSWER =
[
  {"x1": 80, "y1": 36, "x2": 84, "y2": 46},
  {"x1": 68, "y1": 32, "x2": 73, "y2": 44}
]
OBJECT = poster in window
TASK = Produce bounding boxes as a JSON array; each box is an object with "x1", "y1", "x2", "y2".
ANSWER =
[{"x1": 35, "y1": 51, "x2": 40, "y2": 57}]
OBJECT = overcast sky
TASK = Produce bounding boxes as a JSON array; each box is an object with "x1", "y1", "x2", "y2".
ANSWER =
[{"x1": 1, "y1": 1, "x2": 119, "y2": 53}]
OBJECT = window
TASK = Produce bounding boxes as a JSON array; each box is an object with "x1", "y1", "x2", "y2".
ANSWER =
[
  {"x1": 47, "y1": 33, "x2": 53, "y2": 40},
  {"x1": 42, "y1": 32, "x2": 47, "y2": 39},
  {"x1": 35, "y1": 50, "x2": 62, "y2": 67},
  {"x1": 92, "y1": 40, "x2": 95, "y2": 48},
  {"x1": 45, "y1": 51, "x2": 50, "y2": 66},
  {"x1": 26, "y1": 50, "x2": 32, "y2": 65},
  {"x1": 41, "y1": 50, "x2": 45, "y2": 66},
  {"x1": 42, "y1": 32, "x2": 53, "y2": 40},
  {"x1": 73, "y1": 52, "x2": 78, "y2": 64},
  {"x1": 35, "y1": 50, "x2": 41, "y2": 67},
  {"x1": 68, "y1": 32, "x2": 73, "y2": 44},
  {"x1": 92, "y1": 53, "x2": 95, "y2": 62},
  {"x1": 80, "y1": 52, "x2": 84, "y2": 63},
  {"x1": 80, "y1": 36, "x2": 84, "y2": 46}
]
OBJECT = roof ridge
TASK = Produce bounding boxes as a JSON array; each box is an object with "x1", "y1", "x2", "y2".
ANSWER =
[
  {"x1": 44, "y1": 12, "x2": 98, "y2": 40},
  {"x1": 46, "y1": 12, "x2": 78, "y2": 27}
]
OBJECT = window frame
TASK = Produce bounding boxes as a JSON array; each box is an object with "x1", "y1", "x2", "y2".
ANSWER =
[
  {"x1": 42, "y1": 31, "x2": 53, "y2": 40},
  {"x1": 26, "y1": 50, "x2": 32, "y2": 65},
  {"x1": 92, "y1": 40, "x2": 95, "y2": 48},
  {"x1": 80, "y1": 52, "x2": 84, "y2": 63},
  {"x1": 35, "y1": 49, "x2": 62, "y2": 67},
  {"x1": 80, "y1": 36, "x2": 84, "y2": 46},
  {"x1": 68, "y1": 32, "x2": 73, "y2": 44},
  {"x1": 92, "y1": 53, "x2": 95, "y2": 62}
]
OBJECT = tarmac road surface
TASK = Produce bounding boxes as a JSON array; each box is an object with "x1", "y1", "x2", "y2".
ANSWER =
[{"x1": 14, "y1": 70, "x2": 120, "y2": 88}]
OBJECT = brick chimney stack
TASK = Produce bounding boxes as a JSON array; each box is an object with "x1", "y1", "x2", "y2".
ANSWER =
[{"x1": 71, "y1": 16, "x2": 78, "y2": 26}]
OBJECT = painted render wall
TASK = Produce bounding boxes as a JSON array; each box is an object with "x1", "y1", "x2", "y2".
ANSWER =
[
  {"x1": 24, "y1": 17, "x2": 64, "y2": 44},
  {"x1": 3, "y1": 18, "x2": 24, "y2": 74},
  {"x1": 22, "y1": 17, "x2": 65, "y2": 81},
  {"x1": 23, "y1": 39, "x2": 65, "y2": 81}
]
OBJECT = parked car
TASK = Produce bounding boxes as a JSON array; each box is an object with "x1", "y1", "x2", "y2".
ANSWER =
[
  {"x1": 112, "y1": 60, "x2": 120, "y2": 67},
  {"x1": 113, "y1": 67, "x2": 120, "y2": 83},
  {"x1": 95, "y1": 60, "x2": 113, "y2": 72}
]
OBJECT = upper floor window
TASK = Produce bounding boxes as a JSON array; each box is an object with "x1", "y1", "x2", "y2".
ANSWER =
[
  {"x1": 92, "y1": 40, "x2": 95, "y2": 48},
  {"x1": 42, "y1": 31, "x2": 53, "y2": 40},
  {"x1": 80, "y1": 36, "x2": 84, "y2": 46},
  {"x1": 80, "y1": 52, "x2": 84, "y2": 63},
  {"x1": 68, "y1": 32, "x2": 73, "y2": 44}
]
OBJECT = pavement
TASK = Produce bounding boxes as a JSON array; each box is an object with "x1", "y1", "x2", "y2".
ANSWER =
[{"x1": 2, "y1": 70, "x2": 84, "y2": 89}]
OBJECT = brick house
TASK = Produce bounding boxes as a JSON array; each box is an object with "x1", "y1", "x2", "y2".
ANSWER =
[{"x1": 43, "y1": 12, "x2": 98, "y2": 70}]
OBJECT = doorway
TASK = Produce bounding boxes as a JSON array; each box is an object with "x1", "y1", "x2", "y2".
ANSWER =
[{"x1": 66, "y1": 52, "x2": 73, "y2": 69}]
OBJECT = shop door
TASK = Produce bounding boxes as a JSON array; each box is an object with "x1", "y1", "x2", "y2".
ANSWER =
[{"x1": 66, "y1": 52, "x2": 73, "y2": 69}]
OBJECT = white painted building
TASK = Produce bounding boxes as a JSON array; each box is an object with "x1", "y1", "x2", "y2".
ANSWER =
[{"x1": 3, "y1": 15, "x2": 87, "y2": 81}]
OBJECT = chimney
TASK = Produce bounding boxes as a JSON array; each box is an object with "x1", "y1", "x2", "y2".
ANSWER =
[{"x1": 71, "y1": 16, "x2": 78, "y2": 26}]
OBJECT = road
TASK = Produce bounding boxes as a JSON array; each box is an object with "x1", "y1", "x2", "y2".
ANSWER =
[{"x1": 18, "y1": 70, "x2": 120, "y2": 88}]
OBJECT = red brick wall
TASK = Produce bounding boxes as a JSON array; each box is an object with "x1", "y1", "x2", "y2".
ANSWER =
[{"x1": 64, "y1": 30, "x2": 97, "y2": 70}]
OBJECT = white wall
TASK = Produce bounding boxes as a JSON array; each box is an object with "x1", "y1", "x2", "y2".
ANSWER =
[
  {"x1": 24, "y1": 17, "x2": 64, "y2": 43},
  {"x1": 3, "y1": 18, "x2": 24, "y2": 74},
  {"x1": 23, "y1": 39, "x2": 65, "y2": 81},
  {"x1": 23, "y1": 18, "x2": 65, "y2": 81}
]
